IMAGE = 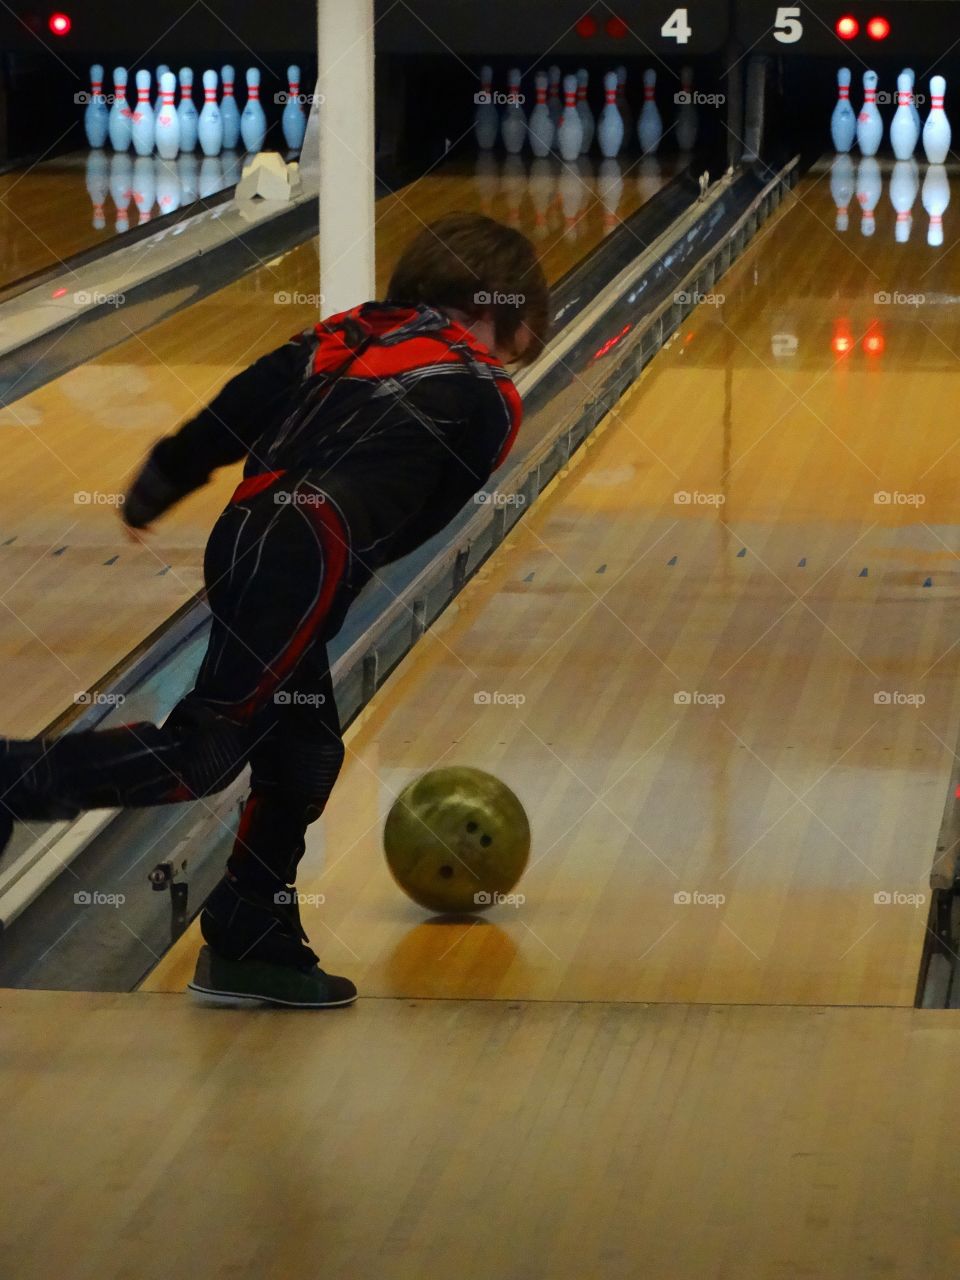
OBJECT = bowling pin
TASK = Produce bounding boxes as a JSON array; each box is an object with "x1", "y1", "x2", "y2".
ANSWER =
[
  {"x1": 830, "y1": 67, "x2": 856, "y2": 153},
  {"x1": 597, "y1": 70, "x2": 624, "y2": 158},
  {"x1": 197, "y1": 69, "x2": 223, "y2": 157},
  {"x1": 108, "y1": 67, "x2": 132, "y2": 151},
  {"x1": 576, "y1": 69, "x2": 595, "y2": 154},
  {"x1": 154, "y1": 71, "x2": 180, "y2": 160},
  {"x1": 153, "y1": 65, "x2": 170, "y2": 117},
  {"x1": 527, "y1": 70, "x2": 554, "y2": 158},
  {"x1": 240, "y1": 68, "x2": 267, "y2": 153},
  {"x1": 904, "y1": 69, "x2": 921, "y2": 133},
  {"x1": 474, "y1": 65, "x2": 499, "y2": 151},
  {"x1": 637, "y1": 154, "x2": 661, "y2": 203},
  {"x1": 501, "y1": 68, "x2": 527, "y2": 154},
  {"x1": 856, "y1": 71, "x2": 882, "y2": 157},
  {"x1": 84, "y1": 64, "x2": 109, "y2": 148},
  {"x1": 890, "y1": 71, "x2": 920, "y2": 159},
  {"x1": 108, "y1": 152, "x2": 132, "y2": 232},
  {"x1": 855, "y1": 156, "x2": 882, "y2": 236},
  {"x1": 132, "y1": 153, "x2": 156, "y2": 222},
  {"x1": 199, "y1": 155, "x2": 224, "y2": 199},
  {"x1": 922, "y1": 163, "x2": 950, "y2": 246},
  {"x1": 130, "y1": 70, "x2": 155, "y2": 157},
  {"x1": 220, "y1": 66, "x2": 242, "y2": 150},
  {"x1": 598, "y1": 157, "x2": 624, "y2": 234},
  {"x1": 177, "y1": 151, "x2": 199, "y2": 204},
  {"x1": 557, "y1": 74, "x2": 583, "y2": 161},
  {"x1": 922, "y1": 75, "x2": 951, "y2": 164},
  {"x1": 675, "y1": 66, "x2": 699, "y2": 152},
  {"x1": 829, "y1": 153, "x2": 854, "y2": 231},
  {"x1": 282, "y1": 64, "x2": 306, "y2": 151},
  {"x1": 637, "y1": 69, "x2": 663, "y2": 154},
  {"x1": 888, "y1": 159, "x2": 919, "y2": 243},
  {"x1": 616, "y1": 66, "x2": 634, "y2": 144},
  {"x1": 84, "y1": 149, "x2": 109, "y2": 229},
  {"x1": 547, "y1": 66, "x2": 562, "y2": 128},
  {"x1": 178, "y1": 68, "x2": 198, "y2": 153},
  {"x1": 221, "y1": 149, "x2": 243, "y2": 186},
  {"x1": 155, "y1": 157, "x2": 181, "y2": 215}
]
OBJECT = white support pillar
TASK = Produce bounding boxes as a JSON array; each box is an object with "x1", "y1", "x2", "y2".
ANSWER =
[{"x1": 316, "y1": 0, "x2": 376, "y2": 317}]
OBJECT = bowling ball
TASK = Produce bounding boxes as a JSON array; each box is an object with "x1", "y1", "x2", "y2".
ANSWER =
[{"x1": 384, "y1": 766, "x2": 530, "y2": 914}]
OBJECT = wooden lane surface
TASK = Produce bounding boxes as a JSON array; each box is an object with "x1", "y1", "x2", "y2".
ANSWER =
[
  {"x1": 3, "y1": 990, "x2": 960, "y2": 1279},
  {"x1": 141, "y1": 169, "x2": 960, "y2": 1006},
  {"x1": 0, "y1": 156, "x2": 662, "y2": 737}
]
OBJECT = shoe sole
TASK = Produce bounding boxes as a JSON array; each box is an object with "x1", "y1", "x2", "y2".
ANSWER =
[{"x1": 187, "y1": 980, "x2": 357, "y2": 1009}]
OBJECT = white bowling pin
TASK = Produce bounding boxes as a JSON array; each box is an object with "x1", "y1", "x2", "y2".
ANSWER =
[
  {"x1": 474, "y1": 65, "x2": 499, "y2": 150},
  {"x1": 547, "y1": 66, "x2": 562, "y2": 128},
  {"x1": 922, "y1": 163, "x2": 950, "y2": 246},
  {"x1": 84, "y1": 64, "x2": 109, "y2": 148},
  {"x1": 557, "y1": 74, "x2": 583, "y2": 161},
  {"x1": 108, "y1": 67, "x2": 132, "y2": 151},
  {"x1": 282, "y1": 64, "x2": 307, "y2": 151},
  {"x1": 527, "y1": 70, "x2": 554, "y2": 157},
  {"x1": 616, "y1": 66, "x2": 634, "y2": 144},
  {"x1": 922, "y1": 75, "x2": 951, "y2": 164},
  {"x1": 220, "y1": 66, "x2": 241, "y2": 149},
  {"x1": 597, "y1": 70, "x2": 624, "y2": 158},
  {"x1": 888, "y1": 159, "x2": 919, "y2": 243},
  {"x1": 637, "y1": 69, "x2": 663, "y2": 154},
  {"x1": 676, "y1": 66, "x2": 699, "y2": 152},
  {"x1": 855, "y1": 156, "x2": 882, "y2": 236},
  {"x1": 131, "y1": 70, "x2": 155, "y2": 156},
  {"x1": 108, "y1": 151, "x2": 132, "y2": 231},
  {"x1": 576, "y1": 69, "x2": 595, "y2": 154},
  {"x1": 890, "y1": 71, "x2": 920, "y2": 160},
  {"x1": 829, "y1": 153, "x2": 854, "y2": 231},
  {"x1": 84, "y1": 149, "x2": 109, "y2": 228},
  {"x1": 501, "y1": 68, "x2": 527, "y2": 154},
  {"x1": 240, "y1": 68, "x2": 267, "y2": 153},
  {"x1": 154, "y1": 71, "x2": 180, "y2": 159},
  {"x1": 153, "y1": 65, "x2": 169, "y2": 116},
  {"x1": 178, "y1": 68, "x2": 198, "y2": 152},
  {"x1": 598, "y1": 157, "x2": 624, "y2": 234},
  {"x1": 197, "y1": 69, "x2": 223, "y2": 157},
  {"x1": 132, "y1": 153, "x2": 156, "y2": 222},
  {"x1": 856, "y1": 71, "x2": 882, "y2": 157},
  {"x1": 830, "y1": 67, "x2": 856, "y2": 153}
]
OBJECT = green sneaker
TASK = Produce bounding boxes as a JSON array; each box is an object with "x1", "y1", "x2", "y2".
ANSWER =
[{"x1": 187, "y1": 945, "x2": 357, "y2": 1009}]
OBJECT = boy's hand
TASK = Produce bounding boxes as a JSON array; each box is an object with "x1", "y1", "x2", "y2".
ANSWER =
[{"x1": 121, "y1": 518, "x2": 154, "y2": 544}]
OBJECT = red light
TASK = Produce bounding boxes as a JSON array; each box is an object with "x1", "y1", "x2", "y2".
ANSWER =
[
  {"x1": 832, "y1": 319, "x2": 854, "y2": 355},
  {"x1": 863, "y1": 325, "x2": 884, "y2": 355},
  {"x1": 575, "y1": 15, "x2": 598, "y2": 38},
  {"x1": 866, "y1": 16, "x2": 890, "y2": 39},
  {"x1": 606, "y1": 16, "x2": 628, "y2": 39},
  {"x1": 836, "y1": 15, "x2": 859, "y2": 38},
  {"x1": 48, "y1": 11, "x2": 71, "y2": 35}
]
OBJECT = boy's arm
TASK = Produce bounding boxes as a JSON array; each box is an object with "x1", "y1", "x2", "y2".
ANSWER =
[{"x1": 123, "y1": 331, "x2": 314, "y2": 528}]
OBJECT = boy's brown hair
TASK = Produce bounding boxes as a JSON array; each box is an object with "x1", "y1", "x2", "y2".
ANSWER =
[{"x1": 386, "y1": 213, "x2": 549, "y2": 366}]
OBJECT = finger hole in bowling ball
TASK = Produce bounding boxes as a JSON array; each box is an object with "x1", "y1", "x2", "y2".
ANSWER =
[
  {"x1": 466, "y1": 821, "x2": 478, "y2": 833},
  {"x1": 438, "y1": 865, "x2": 454, "y2": 878},
  {"x1": 480, "y1": 835, "x2": 492, "y2": 847}
]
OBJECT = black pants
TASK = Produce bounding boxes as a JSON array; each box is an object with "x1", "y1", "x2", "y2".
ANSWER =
[{"x1": 0, "y1": 471, "x2": 353, "y2": 893}]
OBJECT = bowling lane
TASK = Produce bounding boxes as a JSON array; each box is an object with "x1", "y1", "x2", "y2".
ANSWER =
[
  {"x1": 0, "y1": 151, "x2": 241, "y2": 290},
  {"x1": 143, "y1": 162, "x2": 960, "y2": 1007},
  {"x1": 0, "y1": 154, "x2": 674, "y2": 737}
]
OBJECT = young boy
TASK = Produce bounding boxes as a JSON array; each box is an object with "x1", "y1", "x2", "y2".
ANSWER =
[{"x1": 0, "y1": 213, "x2": 549, "y2": 1008}]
